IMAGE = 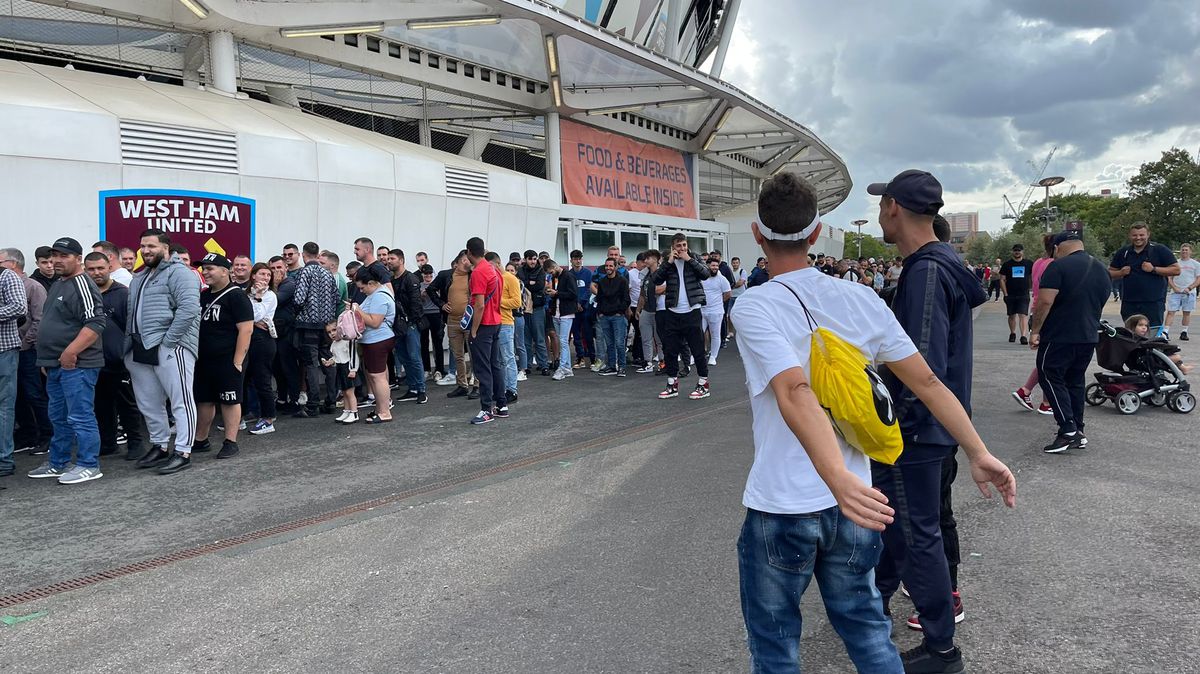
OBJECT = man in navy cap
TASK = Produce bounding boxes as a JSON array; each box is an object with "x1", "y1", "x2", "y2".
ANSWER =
[
  {"x1": 1029, "y1": 229, "x2": 1111, "y2": 454},
  {"x1": 869, "y1": 169, "x2": 990, "y2": 673}
]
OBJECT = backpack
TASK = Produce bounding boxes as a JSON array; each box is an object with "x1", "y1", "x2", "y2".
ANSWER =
[
  {"x1": 337, "y1": 307, "x2": 365, "y2": 341},
  {"x1": 772, "y1": 280, "x2": 904, "y2": 465}
]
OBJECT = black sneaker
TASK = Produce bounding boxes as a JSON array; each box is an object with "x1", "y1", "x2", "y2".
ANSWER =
[
  {"x1": 292, "y1": 407, "x2": 319, "y2": 419},
  {"x1": 467, "y1": 387, "x2": 480, "y2": 400},
  {"x1": 539, "y1": 367, "x2": 552, "y2": 376},
  {"x1": 1075, "y1": 432, "x2": 1088, "y2": 448},
  {"x1": 679, "y1": 365, "x2": 691, "y2": 378},
  {"x1": 447, "y1": 386, "x2": 469, "y2": 398},
  {"x1": 900, "y1": 642, "x2": 964, "y2": 674},
  {"x1": 1019, "y1": 335, "x2": 1029, "y2": 345},
  {"x1": 395, "y1": 390, "x2": 420, "y2": 403},
  {"x1": 190, "y1": 439, "x2": 213, "y2": 453},
  {"x1": 416, "y1": 392, "x2": 429, "y2": 404},
  {"x1": 319, "y1": 403, "x2": 335, "y2": 415},
  {"x1": 1009, "y1": 332, "x2": 1016, "y2": 343},
  {"x1": 598, "y1": 367, "x2": 617, "y2": 376},
  {"x1": 1043, "y1": 432, "x2": 1082, "y2": 454},
  {"x1": 1181, "y1": 332, "x2": 1190, "y2": 341},
  {"x1": 216, "y1": 440, "x2": 240, "y2": 459},
  {"x1": 135, "y1": 445, "x2": 170, "y2": 469},
  {"x1": 616, "y1": 368, "x2": 627, "y2": 377},
  {"x1": 493, "y1": 406, "x2": 510, "y2": 419},
  {"x1": 158, "y1": 452, "x2": 191, "y2": 475},
  {"x1": 505, "y1": 391, "x2": 518, "y2": 404}
]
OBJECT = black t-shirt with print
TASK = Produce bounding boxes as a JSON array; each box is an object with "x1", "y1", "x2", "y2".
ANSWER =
[
  {"x1": 199, "y1": 285, "x2": 254, "y2": 358},
  {"x1": 1000, "y1": 258, "x2": 1034, "y2": 295}
]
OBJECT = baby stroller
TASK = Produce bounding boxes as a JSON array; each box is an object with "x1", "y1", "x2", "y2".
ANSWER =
[{"x1": 1086, "y1": 321, "x2": 1194, "y2": 415}]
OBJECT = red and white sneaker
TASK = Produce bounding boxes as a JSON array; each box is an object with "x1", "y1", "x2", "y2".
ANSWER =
[
  {"x1": 688, "y1": 382, "x2": 710, "y2": 400},
  {"x1": 906, "y1": 591, "x2": 965, "y2": 630},
  {"x1": 1037, "y1": 402, "x2": 1055, "y2": 415},
  {"x1": 1010, "y1": 388, "x2": 1034, "y2": 411},
  {"x1": 658, "y1": 382, "x2": 679, "y2": 399}
]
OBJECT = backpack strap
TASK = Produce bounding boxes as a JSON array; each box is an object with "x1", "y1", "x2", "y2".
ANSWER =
[{"x1": 770, "y1": 279, "x2": 818, "y2": 332}]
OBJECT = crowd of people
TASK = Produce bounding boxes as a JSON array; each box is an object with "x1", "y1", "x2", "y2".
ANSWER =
[{"x1": 0, "y1": 228, "x2": 746, "y2": 484}]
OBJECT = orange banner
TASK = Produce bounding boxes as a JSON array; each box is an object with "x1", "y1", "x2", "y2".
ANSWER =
[{"x1": 560, "y1": 119, "x2": 697, "y2": 219}]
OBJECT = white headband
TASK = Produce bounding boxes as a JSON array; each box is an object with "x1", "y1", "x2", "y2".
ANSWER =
[{"x1": 756, "y1": 209, "x2": 821, "y2": 241}]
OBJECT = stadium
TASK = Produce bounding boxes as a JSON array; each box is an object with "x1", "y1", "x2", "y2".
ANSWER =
[{"x1": 0, "y1": 0, "x2": 849, "y2": 266}]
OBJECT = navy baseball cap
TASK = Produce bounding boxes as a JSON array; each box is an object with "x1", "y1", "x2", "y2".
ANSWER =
[
  {"x1": 1052, "y1": 229, "x2": 1083, "y2": 246},
  {"x1": 196, "y1": 252, "x2": 231, "y2": 269},
  {"x1": 866, "y1": 169, "x2": 945, "y2": 216}
]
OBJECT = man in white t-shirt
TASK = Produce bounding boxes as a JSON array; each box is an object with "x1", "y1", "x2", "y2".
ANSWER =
[
  {"x1": 730, "y1": 171, "x2": 1016, "y2": 674},
  {"x1": 700, "y1": 258, "x2": 731, "y2": 366},
  {"x1": 1166, "y1": 243, "x2": 1200, "y2": 340}
]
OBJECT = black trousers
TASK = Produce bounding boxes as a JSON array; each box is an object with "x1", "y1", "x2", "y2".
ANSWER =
[
  {"x1": 630, "y1": 311, "x2": 644, "y2": 363},
  {"x1": 96, "y1": 368, "x2": 144, "y2": 453},
  {"x1": 420, "y1": 311, "x2": 446, "y2": 374},
  {"x1": 940, "y1": 447, "x2": 961, "y2": 589},
  {"x1": 273, "y1": 329, "x2": 301, "y2": 405},
  {"x1": 1037, "y1": 341, "x2": 1095, "y2": 435},
  {"x1": 654, "y1": 312, "x2": 690, "y2": 369},
  {"x1": 660, "y1": 309, "x2": 708, "y2": 379},
  {"x1": 468, "y1": 324, "x2": 505, "y2": 411},
  {"x1": 296, "y1": 327, "x2": 325, "y2": 411},
  {"x1": 248, "y1": 330, "x2": 277, "y2": 419}
]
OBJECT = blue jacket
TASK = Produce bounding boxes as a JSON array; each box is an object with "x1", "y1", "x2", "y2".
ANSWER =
[{"x1": 883, "y1": 242, "x2": 987, "y2": 446}]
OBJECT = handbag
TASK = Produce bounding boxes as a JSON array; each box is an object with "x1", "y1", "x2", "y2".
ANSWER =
[
  {"x1": 131, "y1": 335, "x2": 160, "y2": 365},
  {"x1": 460, "y1": 285, "x2": 497, "y2": 331}
]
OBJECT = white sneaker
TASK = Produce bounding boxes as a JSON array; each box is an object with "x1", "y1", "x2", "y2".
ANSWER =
[
  {"x1": 297, "y1": 392, "x2": 308, "y2": 406},
  {"x1": 516, "y1": 371, "x2": 528, "y2": 382},
  {"x1": 708, "y1": 357, "x2": 717, "y2": 366},
  {"x1": 437, "y1": 373, "x2": 457, "y2": 386},
  {"x1": 340, "y1": 411, "x2": 359, "y2": 424},
  {"x1": 552, "y1": 371, "x2": 566, "y2": 381},
  {"x1": 335, "y1": 410, "x2": 350, "y2": 422}
]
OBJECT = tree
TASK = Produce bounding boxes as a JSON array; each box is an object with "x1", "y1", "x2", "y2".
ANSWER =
[
  {"x1": 1011, "y1": 191, "x2": 1132, "y2": 257},
  {"x1": 964, "y1": 231, "x2": 994, "y2": 264},
  {"x1": 1126, "y1": 147, "x2": 1200, "y2": 248},
  {"x1": 844, "y1": 233, "x2": 897, "y2": 261}
]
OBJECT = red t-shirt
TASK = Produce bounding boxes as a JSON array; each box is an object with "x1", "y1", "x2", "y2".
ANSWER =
[{"x1": 468, "y1": 260, "x2": 502, "y2": 326}]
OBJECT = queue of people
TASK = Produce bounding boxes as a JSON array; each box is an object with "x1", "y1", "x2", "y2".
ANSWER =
[{"x1": 0, "y1": 229, "x2": 737, "y2": 485}]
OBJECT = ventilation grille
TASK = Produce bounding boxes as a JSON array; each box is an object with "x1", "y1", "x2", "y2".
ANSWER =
[
  {"x1": 120, "y1": 120, "x2": 238, "y2": 174},
  {"x1": 444, "y1": 166, "x2": 489, "y2": 201}
]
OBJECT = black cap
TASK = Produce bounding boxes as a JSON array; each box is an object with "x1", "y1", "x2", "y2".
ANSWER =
[
  {"x1": 49, "y1": 237, "x2": 83, "y2": 256},
  {"x1": 1011, "y1": 243, "x2": 1024, "y2": 252},
  {"x1": 509, "y1": 252, "x2": 522, "y2": 262},
  {"x1": 196, "y1": 252, "x2": 231, "y2": 269},
  {"x1": 1052, "y1": 230, "x2": 1083, "y2": 246},
  {"x1": 866, "y1": 169, "x2": 944, "y2": 216}
]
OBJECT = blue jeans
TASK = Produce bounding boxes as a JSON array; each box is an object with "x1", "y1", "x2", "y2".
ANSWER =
[
  {"x1": 45, "y1": 366, "x2": 101, "y2": 470},
  {"x1": 738, "y1": 507, "x2": 902, "y2": 673},
  {"x1": 0, "y1": 349, "x2": 17, "y2": 473},
  {"x1": 553, "y1": 316, "x2": 574, "y2": 375},
  {"x1": 598, "y1": 314, "x2": 627, "y2": 370},
  {"x1": 513, "y1": 314, "x2": 527, "y2": 371},
  {"x1": 394, "y1": 324, "x2": 425, "y2": 393},
  {"x1": 872, "y1": 442, "x2": 957, "y2": 652},
  {"x1": 571, "y1": 308, "x2": 595, "y2": 361},
  {"x1": 498, "y1": 323, "x2": 518, "y2": 393},
  {"x1": 523, "y1": 310, "x2": 548, "y2": 369}
]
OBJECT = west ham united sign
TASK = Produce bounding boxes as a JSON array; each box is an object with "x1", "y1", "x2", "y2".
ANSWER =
[{"x1": 99, "y1": 190, "x2": 255, "y2": 269}]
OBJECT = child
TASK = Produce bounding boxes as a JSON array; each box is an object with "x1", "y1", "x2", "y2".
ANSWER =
[
  {"x1": 323, "y1": 321, "x2": 361, "y2": 423},
  {"x1": 1126, "y1": 314, "x2": 1193, "y2": 375}
]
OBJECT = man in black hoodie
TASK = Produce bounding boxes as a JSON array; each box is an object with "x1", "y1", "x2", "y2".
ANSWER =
[{"x1": 869, "y1": 170, "x2": 989, "y2": 673}]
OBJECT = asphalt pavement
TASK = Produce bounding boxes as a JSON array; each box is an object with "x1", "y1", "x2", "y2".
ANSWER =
[{"x1": 2, "y1": 300, "x2": 1198, "y2": 673}]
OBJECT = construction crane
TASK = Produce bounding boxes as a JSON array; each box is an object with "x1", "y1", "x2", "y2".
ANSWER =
[{"x1": 1001, "y1": 145, "x2": 1057, "y2": 221}]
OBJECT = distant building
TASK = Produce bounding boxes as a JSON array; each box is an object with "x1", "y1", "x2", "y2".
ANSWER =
[
  {"x1": 1100, "y1": 188, "x2": 1118, "y2": 198},
  {"x1": 944, "y1": 211, "x2": 979, "y2": 255}
]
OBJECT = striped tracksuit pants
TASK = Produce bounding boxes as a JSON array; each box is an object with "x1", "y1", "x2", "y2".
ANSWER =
[{"x1": 125, "y1": 346, "x2": 197, "y2": 451}]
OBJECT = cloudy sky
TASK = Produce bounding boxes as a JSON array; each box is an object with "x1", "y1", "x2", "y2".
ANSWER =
[{"x1": 717, "y1": 0, "x2": 1200, "y2": 236}]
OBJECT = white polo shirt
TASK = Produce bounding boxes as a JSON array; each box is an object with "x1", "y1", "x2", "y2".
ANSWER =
[{"x1": 731, "y1": 267, "x2": 917, "y2": 514}]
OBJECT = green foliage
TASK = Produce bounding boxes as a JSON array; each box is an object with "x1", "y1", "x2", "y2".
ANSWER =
[
  {"x1": 964, "y1": 231, "x2": 993, "y2": 264},
  {"x1": 844, "y1": 233, "x2": 897, "y2": 261},
  {"x1": 1012, "y1": 192, "x2": 1132, "y2": 257},
  {"x1": 1126, "y1": 148, "x2": 1200, "y2": 248}
]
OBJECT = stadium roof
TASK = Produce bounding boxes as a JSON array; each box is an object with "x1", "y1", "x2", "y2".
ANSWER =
[{"x1": 0, "y1": 0, "x2": 851, "y2": 214}]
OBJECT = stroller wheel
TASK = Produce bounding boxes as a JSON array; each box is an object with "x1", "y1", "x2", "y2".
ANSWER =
[
  {"x1": 1085, "y1": 383, "x2": 1107, "y2": 407},
  {"x1": 1116, "y1": 391, "x2": 1141, "y2": 415},
  {"x1": 1148, "y1": 391, "x2": 1169, "y2": 407},
  {"x1": 1168, "y1": 391, "x2": 1196, "y2": 414}
]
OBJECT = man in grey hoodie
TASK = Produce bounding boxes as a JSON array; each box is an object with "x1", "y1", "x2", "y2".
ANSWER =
[{"x1": 123, "y1": 228, "x2": 201, "y2": 472}]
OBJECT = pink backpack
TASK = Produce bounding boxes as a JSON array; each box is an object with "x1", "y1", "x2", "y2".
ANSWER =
[{"x1": 337, "y1": 307, "x2": 365, "y2": 340}]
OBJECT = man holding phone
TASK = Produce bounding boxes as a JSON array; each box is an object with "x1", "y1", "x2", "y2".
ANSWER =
[{"x1": 651, "y1": 234, "x2": 713, "y2": 400}]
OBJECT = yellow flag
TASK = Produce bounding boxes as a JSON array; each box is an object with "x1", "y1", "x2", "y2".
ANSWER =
[
  {"x1": 134, "y1": 249, "x2": 144, "y2": 271},
  {"x1": 204, "y1": 238, "x2": 226, "y2": 256}
]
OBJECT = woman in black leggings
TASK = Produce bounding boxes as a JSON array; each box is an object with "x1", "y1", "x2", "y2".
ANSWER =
[
  {"x1": 246, "y1": 263, "x2": 279, "y2": 435},
  {"x1": 418, "y1": 265, "x2": 446, "y2": 378}
]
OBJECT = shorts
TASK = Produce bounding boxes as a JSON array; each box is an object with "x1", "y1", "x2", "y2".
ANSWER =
[
  {"x1": 336, "y1": 362, "x2": 356, "y2": 391},
  {"x1": 1121, "y1": 300, "x2": 1165, "y2": 328},
  {"x1": 1167, "y1": 292, "x2": 1196, "y2": 313},
  {"x1": 194, "y1": 355, "x2": 245, "y2": 405},
  {"x1": 1004, "y1": 294, "x2": 1030, "y2": 316},
  {"x1": 361, "y1": 338, "x2": 395, "y2": 375}
]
